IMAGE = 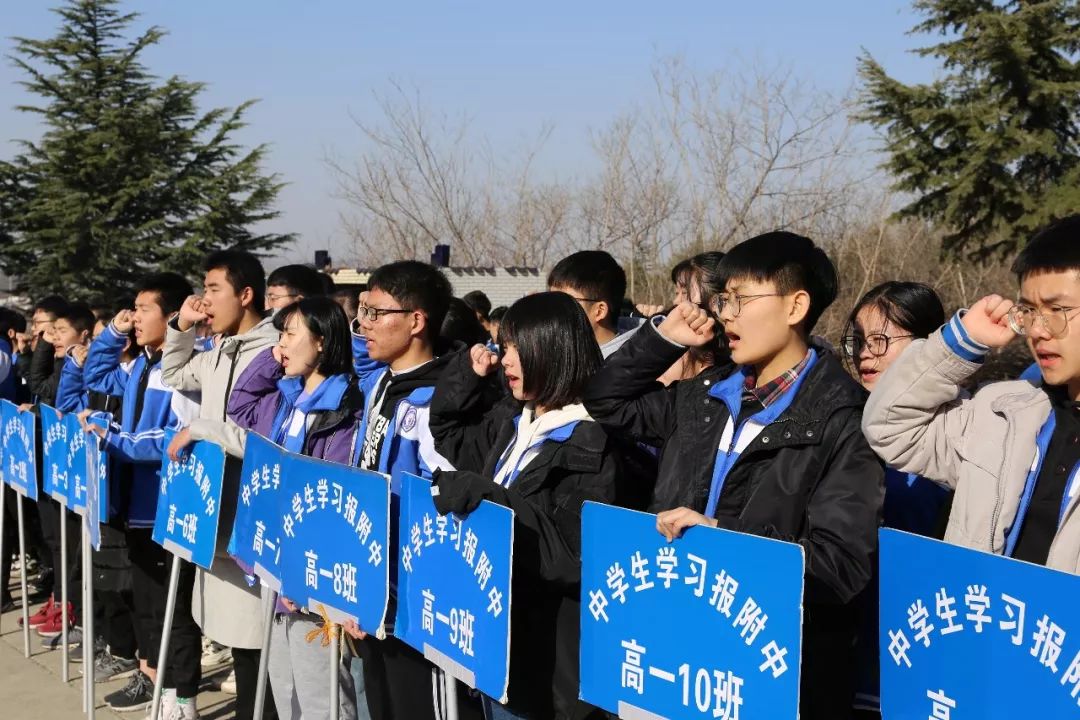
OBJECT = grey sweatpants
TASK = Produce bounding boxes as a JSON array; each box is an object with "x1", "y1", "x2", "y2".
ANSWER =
[{"x1": 268, "y1": 613, "x2": 358, "y2": 720}]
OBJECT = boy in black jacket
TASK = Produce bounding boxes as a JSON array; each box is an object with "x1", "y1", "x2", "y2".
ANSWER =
[{"x1": 584, "y1": 231, "x2": 883, "y2": 720}]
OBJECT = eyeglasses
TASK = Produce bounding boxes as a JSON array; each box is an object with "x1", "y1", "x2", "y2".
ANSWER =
[
  {"x1": 563, "y1": 294, "x2": 603, "y2": 304},
  {"x1": 840, "y1": 333, "x2": 915, "y2": 359},
  {"x1": 1008, "y1": 304, "x2": 1080, "y2": 338},
  {"x1": 712, "y1": 293, "x2": 782, "y2": 318},
  {"x1": 356, "y1": 304, "x2": 413, "y2": 323},
  {"x1": 265, "y1": 292, "x2": 298, "y2": 304}
]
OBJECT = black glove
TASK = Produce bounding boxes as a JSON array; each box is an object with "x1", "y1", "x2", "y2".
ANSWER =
[{"x1": 431, "y1": 469, "x2": 496, "y2": 516}]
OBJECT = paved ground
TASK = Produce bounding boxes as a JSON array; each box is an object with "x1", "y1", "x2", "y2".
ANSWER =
[{"x1": 1, "y1": 565, "x2": 237, "y2": 719}]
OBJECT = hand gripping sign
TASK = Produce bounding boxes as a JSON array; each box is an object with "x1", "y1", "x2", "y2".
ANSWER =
[
  {"x1": 152, "y1": 430, "x2": 227, "y2": 569},
  {"x1": 880, "y1": 529, "x2": 1080, "y2": 719},
  {"x1": 579, "y1": 502, "x2": 804, "y2": 720},
  {"x1": 394, "y1": 471, "x2": 514, "y2": 704},
  {"x1": 276, "y1": 450, "x2": 392, "y2": 635}
]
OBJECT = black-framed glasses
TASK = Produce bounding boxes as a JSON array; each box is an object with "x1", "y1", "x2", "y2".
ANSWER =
[
  {"x1": 840, "y1": 333, "x2": 915, "y2": 359},
  {"x1": 356, "y1": 305, "x2": 413, "y2": 323},
  {"x1": 712, "y1": 293, "x2": 782, "y2": 318},
  {"x1": 1007, "y1": 304, "x2": 1080, "y2": 339}
]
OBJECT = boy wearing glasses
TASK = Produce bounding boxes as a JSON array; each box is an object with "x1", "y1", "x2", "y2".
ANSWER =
[
  {"x1": 865, "y1": 215, "x2": 1080, "y2": 573},
  {"x1": 585, "y1": 231, "x2": 884, "y2": 720},
  {"x1": 349, "y1": 260, "x2": 457, "y2": 720}
]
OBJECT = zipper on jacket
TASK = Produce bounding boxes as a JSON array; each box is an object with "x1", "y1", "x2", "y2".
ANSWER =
[{"x1": 989, "y1": 409, "x2": 1017, "y2": 552}]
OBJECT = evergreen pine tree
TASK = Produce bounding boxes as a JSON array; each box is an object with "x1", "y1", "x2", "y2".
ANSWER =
[
  {"x1": 858, "y1": 0, "x2": 1080, "y2": 258},
  {"x1": 0, "y1": 0, "x2": 293, "y2": 299}
]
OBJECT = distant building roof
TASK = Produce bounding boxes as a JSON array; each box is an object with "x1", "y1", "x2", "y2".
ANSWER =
[{"x1": 329, "y1": 266, "x2": 547, "y2": 308}]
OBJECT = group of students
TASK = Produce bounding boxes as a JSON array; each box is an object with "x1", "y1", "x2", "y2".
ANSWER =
[{"x1": 2, "y1": 214, "x2": 1080, "y2": 720}]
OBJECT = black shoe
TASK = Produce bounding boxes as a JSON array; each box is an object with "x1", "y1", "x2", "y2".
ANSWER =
[
  {"x1": 105, "y1": 671, "x2": 153, "y2": 713},
  {"x1": 0, "y1": 598, "x2": 18, "y2": 613}
]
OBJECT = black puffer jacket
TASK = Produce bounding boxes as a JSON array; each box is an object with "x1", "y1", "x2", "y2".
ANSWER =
[
  {"x1": 430, "y1": 349, "x2": 620, "y2": 720},
  {"x1": 584, "y1": 322, "x2": 884, "y2": 720}
]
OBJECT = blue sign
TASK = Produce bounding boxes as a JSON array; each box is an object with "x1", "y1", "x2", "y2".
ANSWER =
[
  {"x1": 1, "y1": 400, "x2": 37, "y2": 500},
  {"x1": 64, "y1": 413, "x2": 90, "y2": 515},
  {"x1": 83, "y1": 415, "x2": 111, "y2": 550},
  {"x1": 152, "y1": 431, "x2": 227, "y2": 569},
  {"x1": 580, "y1": 502, "x2": 804, "y2": 720},
  {"x1": 231, "y1": 432, "x2": 286, "y2": 590},
  {"x1": 880, "y1": 529, "x2": 1080, "y2": 718},
  {"x1": 277, "y1": 452, "x2": 391, "y2": 634},
  {"x1": 40, "y1": 404, "x2": 69, "y2": 504},
  {"x1": 394, "y1": 472, "x2": 514, "y2": 703}
]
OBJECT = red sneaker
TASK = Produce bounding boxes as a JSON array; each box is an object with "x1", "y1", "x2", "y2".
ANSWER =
[
  {"x1": 18, "y1": 596, "x2": 54, "y2": 628},
  {"x1": 36, "y1": 602, "x2": 74, "y2": 639}
]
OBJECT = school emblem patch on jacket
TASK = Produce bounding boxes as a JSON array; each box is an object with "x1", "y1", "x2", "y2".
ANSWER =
[{"x1": 401, "y1": 407, "x2": 418, "y2": 433}]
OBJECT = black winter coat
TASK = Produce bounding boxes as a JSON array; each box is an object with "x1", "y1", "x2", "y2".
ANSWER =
[
  {"x1": 584, "y1": 322, "x2": 884, "y2": 720},
  {"x1": 430, "y1": 349, "x2": 620, "y2": 720}
]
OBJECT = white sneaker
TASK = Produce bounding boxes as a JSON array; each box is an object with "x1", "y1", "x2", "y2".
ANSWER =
[
  {"x1": 219, "y1": 669, "x2": 237, "y2": 695},
  {"x1": 166, "y1": 697, "x2": 198, "y2": 720},
  {"x1": 144, "y1": 688, "x2": 176, "y2": 720},
  {"x1": 199, "y1": 641, "x2": 231, "y2": 669}
]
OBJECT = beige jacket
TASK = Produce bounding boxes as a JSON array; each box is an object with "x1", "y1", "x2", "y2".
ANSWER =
[
  {"x1": 161, "y1": 315, "x2": 279, "y2": 648},
  {"x1": 863, "y1": 328, "x2": 1080, "y2": 575}
]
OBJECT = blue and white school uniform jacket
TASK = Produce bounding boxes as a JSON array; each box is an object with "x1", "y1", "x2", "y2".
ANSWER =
[
  {"x1": 350, "y1": 332, "x2": 453, "y2": 486},
  {"x1": 84, "y1": 323, "x2": 199, "y2": 527}
]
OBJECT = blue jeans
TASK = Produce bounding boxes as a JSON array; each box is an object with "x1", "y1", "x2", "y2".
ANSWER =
[{"x1": 482, "y1": 695, "x2": 528, "y2": 720}]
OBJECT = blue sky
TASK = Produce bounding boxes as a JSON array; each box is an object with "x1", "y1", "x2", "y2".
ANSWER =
[{"x1": 0, "y1": 1, "x2": 937, "y2": 266}]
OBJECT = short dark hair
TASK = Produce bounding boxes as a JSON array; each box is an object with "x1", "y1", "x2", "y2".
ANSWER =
[
  {"x1": 135, "y1": 272, "x2": 195, "y2": 317},
  {"x1": 547, "y1": 251, "x2": 626, "y2": 326},
  {"x1": 499, "y1": 291, "x2": 603, "y2": 410},
  {"x1": 441, "y1": 297, "x2": 490, "y2": 347},
  {"x1": 267, "y1": 264, "x2": 327, "y2": 299},
  {"x1": 842, "y1": 281, "x2": 945, "y2": 362},
  {"x1": 461, "y1": 291, "x2": 492, "y2": 321},
  {"x1": 671, "y1": 257, "x2": 694, "y2": 286},
  {"x1": 366, "y1": 261, "x2": 453, "y2": 345},
  {"x1": 713, "y1": 231, "x2": 838, "y2": 334},
  {"x1": 1012, "y1": 215, "x2": 1080, "y2": 280},
  {"x1": 332, "y1": 289, "x2": 358, "y2": 321},
  {"x1": 54, "y1": 302, "x2": 96, "y2": 335},
  {"x1": 0, "y1": 307, "x2": 27, "y2": 338},
  {"x1": 273, "y1": 296, "x2": 354, "y2": 377},
  {"x1": 489, "y1": 306, "x2": 508, "y2": 324},
  {"x1": 33, "y1": 295, "x2": 68, "y2": 319},
  {"x1": 204, "y1": 249, "x2": 266, "y2": 310}
]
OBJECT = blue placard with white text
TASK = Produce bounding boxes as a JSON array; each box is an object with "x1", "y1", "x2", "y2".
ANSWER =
[
  {"x1": 2, "y1": 400, "x2": 37, "y2": 500},
  {"x1": 880, "y1": 529, "x2": 1080, "y2": 718},
  {"x1": 65, "y1": 413, "x2": 90, "y2": 514},
  {"x1": 580, "y1": 502, "x2": 804, "y2": 720},
  {"x1": 230, "y1": 432, "x2": 286, "y2": 590},
  {"x1": 152, "y1": 431, "x2": 226, "y2": 569},
  {"x1": 394, "y1": 472, "x2": 514, "y2": 703},
  {"x1": 40, "y1": 404, "x2": 69, "y2": 504},
  {"x1": 83, "y1": 415, "x2": 111, "y2": 549},
  {"x1": 277, "y1": 451, "x2": 391, "y2": 633}
]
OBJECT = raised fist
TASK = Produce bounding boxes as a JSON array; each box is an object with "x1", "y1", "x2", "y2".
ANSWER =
[
  {"x1": 112, "y1": 309, "x2": 134, "y2": 334},
  {"x1": 961, "y1": 294, "x2": 1017, "y2": 349},
  {"x1": 470, "y1": 343, "x2": 499, "y2": 377},
  {"x1": 657, "y1": 302, "x2": 716, "y2": 348},
  {"x1": 177, "y1": 295, "x2": 208, "y2": 332}
]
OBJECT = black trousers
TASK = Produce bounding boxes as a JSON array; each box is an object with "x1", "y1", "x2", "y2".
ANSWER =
[
  {"x1": 1, "y1": 485, "x2": 16, "y2": 604},
  {"x1": 231, "y1": 646, "x2": 278, "y2": 720},
  {"x1": 360, "y1": 636, "x2": 440, "y2": 720},
  {"x1": 97, "y1": 588, "x2": 137, "y2": 659},
  {"x1": 37, "y1": 495, "x2": 82, "y2": 618},
  {"x1": 126, "y1": 528, "x2": 201, "y2": 698}
]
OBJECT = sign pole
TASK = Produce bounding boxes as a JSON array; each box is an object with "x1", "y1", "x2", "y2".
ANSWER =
[
  {"x1": 61, "y1": 506, "x2": 70, "y2": 682},
  {"x1": 149, "y1": 555, "x2": 181, "y2": 720},
  {"x1": 84, "y1": 522, "x2": 95, "y2": 720},
  {"x1": 253, "y1": 586, "x2": 277, "y2": 720},
  {"x1": 329, "y1": 624, "x2": 340, "y2": 720},
  {"x1": 16, "y1": 493, "x2": 31, "y2": 658},
  {"x1": 444, "y1": 669, "x2": 459, "y2": 720},
  {"x1": 0, "y1": 483, "x2": 7, "y2": 636}
]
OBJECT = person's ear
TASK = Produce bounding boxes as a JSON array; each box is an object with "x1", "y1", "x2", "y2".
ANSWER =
[
  {"x1": 592, "y1": 300, "x2": 610, "y2": 326},
  {"x1": 410, "y1": 310, "x2": 427, "y2": 341},
  {"x1": 787, "y1": 290, "x2": 811, "y2": 328},
  {"x1": 239, "y1": 286, "x2": 255, "y2": 309}
]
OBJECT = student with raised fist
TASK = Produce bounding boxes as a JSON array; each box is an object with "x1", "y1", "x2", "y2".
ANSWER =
[{"x1": 864, "y1": 215, "x2": 1080, "y2": 574}]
